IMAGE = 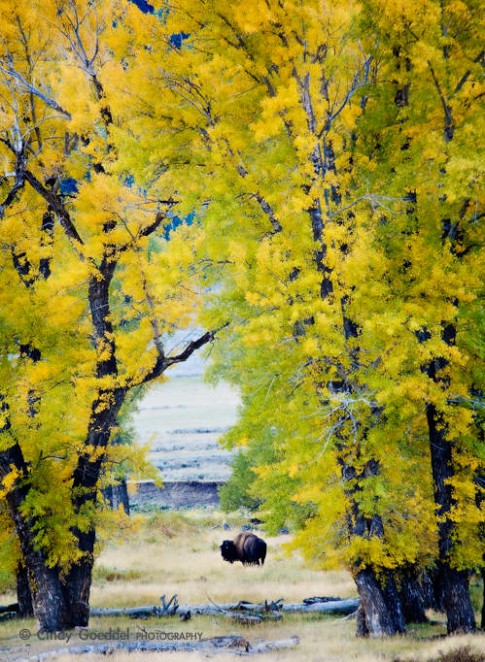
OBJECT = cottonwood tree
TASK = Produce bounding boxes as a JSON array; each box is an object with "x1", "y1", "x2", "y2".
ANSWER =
[
  {"x1": 0, "y1": 0, "x2": 220, "y2": 631},
  {"x1": 139, "y1": 0, "x2": 484, "y2": 635},
  {"x1": 141, "y1": 0, "x2": 424, "y2": 636},
  {"x1": 354, "y1": 0, "x2": 484, "y2": 632}
]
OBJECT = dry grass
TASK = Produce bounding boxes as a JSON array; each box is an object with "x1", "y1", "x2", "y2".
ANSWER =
[
  {"x1": 1, "y1": 510, "x2": 484, "y2": 662},
  {"x1": 89, "y1": 518, "x2": 355, "y2": 609}
]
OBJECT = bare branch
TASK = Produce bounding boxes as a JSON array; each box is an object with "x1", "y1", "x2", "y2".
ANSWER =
[
  {"x1": 428, "y1": 61, "x2": 454, "y2": 142},
  {"x1": 454, "y1": 49, "x2": 485, "y2": 95},
  {"x1": 164, "y1": 325, "x2": 229, "y2": 368},
  {"x1": 117, "y1": 204, "x2": 178, "y2": 254},
  {"x1": 24, "y1": 169, "x2": 85, "y2": 251},
  {"x1": 254, "y1": 193, "x2": 283, "y2": 233},
  {"x1": 322, "y1": 55, "x2": 373, "y2": 136},
  {"x1": 133, "y1": 324, "x2": 229, "y2": 389},
  {"x1": 0, "y1": 155, "x2": 26, "y2": 218},
  {"x1": 0, "y1": 64, "x2": 71, "y2": 119}
]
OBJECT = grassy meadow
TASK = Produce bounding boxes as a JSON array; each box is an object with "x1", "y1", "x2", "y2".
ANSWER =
[{"x1": 1, "y1": 509, "x2": 484, "y2": 662}]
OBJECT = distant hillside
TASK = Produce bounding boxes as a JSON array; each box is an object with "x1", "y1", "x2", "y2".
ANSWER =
[{"x1": 132, "y1": 332, "x2": 240, "y2": 482}]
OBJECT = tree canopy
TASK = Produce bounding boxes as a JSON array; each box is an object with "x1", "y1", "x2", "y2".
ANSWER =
[
  {"x1": 157, "y1": 0, "x2": 483, "y2": 634},
  {"x1": 0, "y1": 0, "x2": 221, "y2": 630},
  {"x1": 0, "y1": 0, "x2": 483, "y2": 637}
]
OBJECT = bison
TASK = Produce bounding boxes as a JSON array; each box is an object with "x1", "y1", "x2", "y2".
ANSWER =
[{"x1": 220, "y1": 531, "x2": 267, "y2": 566}]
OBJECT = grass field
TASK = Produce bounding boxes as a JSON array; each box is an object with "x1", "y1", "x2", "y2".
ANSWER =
[{"x1": 1, "y1": 511, "x2": 484, "y2": 662}]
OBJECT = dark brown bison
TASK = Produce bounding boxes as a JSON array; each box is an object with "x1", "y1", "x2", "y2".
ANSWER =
[{"x1": 220, "y1": 532, "x2": 267, "y2": 566}]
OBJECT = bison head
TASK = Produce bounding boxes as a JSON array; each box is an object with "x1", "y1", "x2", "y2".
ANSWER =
[{"x1": 220, "y1": 540, "x2": 238, "y2": 563}]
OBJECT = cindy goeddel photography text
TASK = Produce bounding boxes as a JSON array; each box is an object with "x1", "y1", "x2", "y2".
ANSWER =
[{"x1": 18, "y1": 627, "x2": 204, "y2": 644}]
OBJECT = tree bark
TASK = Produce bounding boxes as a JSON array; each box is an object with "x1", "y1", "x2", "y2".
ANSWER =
[
  {"x1": 64, "y1": 539, "x2": 96, "y2": 628},
  {"x1": 397, "y1": 568, "x2": 427, "y2": 624},
  {"x1": 354, "y1": 568, "x2": 405, "y2": 637},
  {"x1": 481, "y1": 568, "x2": 485, "y2": 630},
  {"x1": 427, "y1": 404, "x2": 476, "y2": 633},
  {"x1": 355, "y1": 604, "x2": 369, "y2": 636},
  {"x1": 16, "y1": 564, "x2": 33, "y2": 618},
  {"x1": 29, "y1": 565, "x2": 76, "y2": 631},
  {"x1": 420, "y1": 568, "x2": 444, "y2": 612}
]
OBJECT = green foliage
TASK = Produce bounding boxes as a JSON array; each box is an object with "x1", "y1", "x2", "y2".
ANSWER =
[
  {"x1": 218, "y1": 451, "x2": 261, "y2": 513},
  {"x1": 0, "y1": 567, "x2": 15, "y2": 594}
]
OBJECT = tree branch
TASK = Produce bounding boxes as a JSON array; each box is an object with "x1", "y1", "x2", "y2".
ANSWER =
[
  {"x1": 454, "y1": 50, "x2": 484, "y2": 95},
  {"x1": 134, "y1": 324, "x2": 229, "y2": 389},
  {"x1": 24, "y1": 170, "x2": 85, "y2": 251},
  {"x1": 118, "y1": 205, "x2": 178, "y2": 254},
  {"x1": 322, "y1": 55, "x2": 373, "y2": 136},
  {"x1": 428, "y1": 62, "x2": 454, "y2": 142},
  {"x1": 0, "y1": 64, "x2": 71, "y2": 119}
]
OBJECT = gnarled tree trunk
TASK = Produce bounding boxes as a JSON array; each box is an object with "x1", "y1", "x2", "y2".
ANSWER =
[
  {"x1": 16, "y1": 565, "x2": 33, "y2": 618},
  {"x1": 397, "y1": 569, "x2": 427, "y2": 624},
  {"x1": 427, "y1": 404, "x2": 476, "y2": 634},
  {"x1": 354, "y1": 568, "x2": 405, "y2": 637}
]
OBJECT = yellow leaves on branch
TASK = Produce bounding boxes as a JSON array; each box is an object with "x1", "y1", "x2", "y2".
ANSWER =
[
  {"x1": 0, "y1": 466, "x2": 21, "y2": 498},
  {"x1": 231, "y1": 2, "x2": 273, "y2": 33}
]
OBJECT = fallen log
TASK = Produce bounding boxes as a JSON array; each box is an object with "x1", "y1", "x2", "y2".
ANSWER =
[
  {"x1": 24, "y1": 634, "x2": 300, "y2": 660},
  {"x1": 91, "y1": 594, "x2": 179, "y2": 619},
  {"x1": 90, "y1": 605, "x2": 169, "y2": 619},
  {"x1": 181, "y1": 596, "x2": 359, "y2": 617},
  {"x1": 0, "y1": 603, "x2": 20, "y2": 621},
  {"x1": 0, "y1": 603, "x2": 19, "y2": 613},
  {"x1": 0, "y1": 610, "x2": 18, "y2": 622},
  {"x1": 222, "y1": 609, "x2": 283, "y2": 624},
  {"x1": 282, "y1": 598, "x2": 360, "y2": 614},
  {"x1": 176, "y1": 598, "x2": 284, "y2": 623},
  {"x1": 90, "y1": 595, "x2": 359, "y2": 619}
]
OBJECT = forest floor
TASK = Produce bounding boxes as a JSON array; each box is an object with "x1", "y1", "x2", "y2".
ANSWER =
[{"x1": 1, "y1": 510, "x2": 484, "y2": 662}]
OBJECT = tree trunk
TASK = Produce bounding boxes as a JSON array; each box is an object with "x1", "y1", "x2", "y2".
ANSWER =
[
  {"x1": 355, "y1": 604, "x2": 369, "y2": 636},
  {"x1": 103, "y1": 478, "x2": 130, "y2": 515},
  {"x1": 22, "y1": 549, "x2": 96, "y2": 631},
  {"x1": 481, "y1": 568, "x2": 485, "y2": 630},
  {"x1": 397, "y1": 569, "x2": 427, "y2": 624},
  {"x1": 427, "y1": 404, "x2": 476, "y2": 633},
  {"x1": 27, "y1": 561, "x2": 73, "y2": 631},
  {"x1": 354, "y1": 568, "x2": 405, "y2": 637},
  {"x1": 438, "y1": 564, "x2": 476, "y2": 634},
  {"x1": 420, "y1": 568, "x2": 444, "y2": 612},
  {"x1": 63, "y1": 534, "x2": 95, "y2": 628},
  {"x1": 16, "y1": 565, "x2": 33, "y2": 617}
]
